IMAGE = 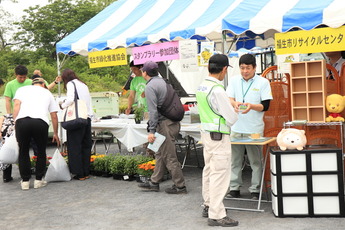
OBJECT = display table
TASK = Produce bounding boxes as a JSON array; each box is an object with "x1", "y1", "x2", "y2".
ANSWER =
[
  {"x1": 224, "y1": 137, "x2": 277, "y2": 212},
  {"x1": 91, "y1": 118, "x2": 201, "y2": 152},
  {"x1": 270, "y1": 145, "x2": 345, "y2": 217}
]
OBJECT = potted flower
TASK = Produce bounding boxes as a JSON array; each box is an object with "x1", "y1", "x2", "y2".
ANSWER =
[
  {"x1": 137, "y1": 159, "x2": 156, "y2": 182},
  {"x1": 133, "y1": 105, "x2": 145, "y2": 124}
]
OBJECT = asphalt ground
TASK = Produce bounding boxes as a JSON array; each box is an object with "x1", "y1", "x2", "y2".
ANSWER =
[{"x1": 1, "y1": 142, "x2": 345, "y2": 230}]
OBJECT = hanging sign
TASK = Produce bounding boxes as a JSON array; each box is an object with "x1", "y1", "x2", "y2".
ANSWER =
[
  {"x1": 88, "y1": 48, "x2": 127, "y2": 68},
  {"x1": 275, "y1": 26, "x2": 345, "y2": 55},
  {"x1": 179, "y1": 40, "x2": 198, "y2": 72},
  {"x1": 132, "y1": 41, "x2": 179, "y2": 65}
]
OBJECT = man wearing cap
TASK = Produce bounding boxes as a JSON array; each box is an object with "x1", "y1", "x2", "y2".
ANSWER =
[
  {"x1": 196, "y1": 54, "x2": 239, "y2": 227},
  {"x1": 13, "y1": 77, "x2": 60, "y2": 190},
  {"x1": 138, "y1": 61, "x2": 187, "y2": 194},
  {"x1": 225, "y1": 54, "x2": 272, "y2": 200},
  {"x1": 2, "y1": 65, "x2": 32, "y2": 183}
]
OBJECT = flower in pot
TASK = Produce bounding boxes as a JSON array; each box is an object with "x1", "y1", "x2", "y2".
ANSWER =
[
  {"x1": 133, "y1": 105, "x2": 145, "y2": 124},
  {"x1": 137, "y1": 159, "x2": 156, "y2": 180}
]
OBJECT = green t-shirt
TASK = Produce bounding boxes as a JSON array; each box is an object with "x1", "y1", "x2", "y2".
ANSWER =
[
  {"x1": 130, "y1": 76, "x2": 147, "y2": 111},
  {"x1": 4, "y1": 78, "x2": 32, "y2": 108}
]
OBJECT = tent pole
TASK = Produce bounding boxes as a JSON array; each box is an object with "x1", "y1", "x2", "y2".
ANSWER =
[
  {"x1": 222, "y1": 31, "x2": 228, "y2": 89},
  {"x1": 57, "y1": 53, "x2": 61, "y2": 97}
]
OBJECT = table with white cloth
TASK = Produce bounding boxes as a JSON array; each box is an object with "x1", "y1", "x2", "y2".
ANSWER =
[{"x1": 91, "y1": 118, "x2": 201, "y2": 152}]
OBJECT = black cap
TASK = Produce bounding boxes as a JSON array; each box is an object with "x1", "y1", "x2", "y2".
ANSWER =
[{"x1": 209, "y1": 54, "x2": 232, "y2": 67}]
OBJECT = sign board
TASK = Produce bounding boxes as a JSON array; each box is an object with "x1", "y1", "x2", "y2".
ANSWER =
[
  {"x1": 88, "y1": 48, "x2": 127, "y2": 68},
  {"x1": 179, "y1": 40, "x2": 198, "y2": 72},
  {"x1": 199, "y1": 41, "x2": 214, "y2": 66},
  {"x1": 275, "y1": 26, "x2": 345, "y2": 55},
  {"x1": 132, "y1": 41, "x2": 179, "y2": 64}
]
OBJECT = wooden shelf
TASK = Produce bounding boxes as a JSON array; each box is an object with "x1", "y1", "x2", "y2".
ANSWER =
[{"x1": 290, "y1": 60, "x2": 326, "y2": 122}]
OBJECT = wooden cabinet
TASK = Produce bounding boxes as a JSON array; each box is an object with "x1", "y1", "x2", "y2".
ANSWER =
[{"x1": 290, "y1": 60, "x2": 326, "y2": 122}]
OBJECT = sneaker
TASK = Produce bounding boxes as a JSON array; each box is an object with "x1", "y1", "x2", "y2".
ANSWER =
[
  {"x1": 21, "y1": 180, "x2": 30, "y2": 190},
  {"x1": 208, "y1": 216, "x2": 239, "y2": 227},
  {"x1": 202, "y1": 205, "x2": 209, "y2": 218},
  {"x1": 165, "y1": 184, "x2": 187, "y2": 194},
  {"x1": 34, "y1": 179, "x2": 47, "y2": 189},
  {"x1": 225, "y1": 190, "x2": 240, "y2": 198},
  {"x1": 251, "y1": 192, "x2": 260, "y2": 200},
  {"x1": 138, "y1": 181, "x2": 159, "y2": 192}
]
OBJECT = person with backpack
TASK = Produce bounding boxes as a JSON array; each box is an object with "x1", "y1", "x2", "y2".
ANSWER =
[{"x1": 138, "y1": 61, "x2": 187, "y2": 194}]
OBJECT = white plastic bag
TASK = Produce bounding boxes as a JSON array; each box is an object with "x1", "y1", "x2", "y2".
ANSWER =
[
  {"x1": 0, "y1": 132, "x2": 19, "y2": 164},
  {"x1": 45, "y1": 149, "x2": 71, "y2": 182}
]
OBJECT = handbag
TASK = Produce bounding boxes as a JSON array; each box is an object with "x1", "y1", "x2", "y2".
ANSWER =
[{"x1": 61, "y1": 81, "x2": 88, "y2": 130}]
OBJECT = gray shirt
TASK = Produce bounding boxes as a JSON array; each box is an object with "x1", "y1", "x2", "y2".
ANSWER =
[{"x1": 145, "y1": 76, "x2": 167, "y2": 133}]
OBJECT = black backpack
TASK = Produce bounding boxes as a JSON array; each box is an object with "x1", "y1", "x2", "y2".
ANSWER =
[{"x1": 158, "y1": 80, "x2": 185, "y2": 121}]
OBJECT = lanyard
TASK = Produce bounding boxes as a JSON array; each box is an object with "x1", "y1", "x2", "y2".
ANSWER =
[{"x1": 241, "y1": 79, "x2": 254, "y2": 103}]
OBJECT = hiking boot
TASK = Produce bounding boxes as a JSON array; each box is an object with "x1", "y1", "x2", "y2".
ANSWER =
[
  {"x1": 225, "y1": 190, "x2": 240, "y2": 199},
  {"x1": 202, "y1": 205, "x2": 209, "y2": 218},
  {"x1": 34, "y1": 179, "x2": 47, "y2": 189},
  {"x1": 21, "y1": 180, "x2": 30, "y2": 190},
  {"x1": 251, "y1": 192, "x2": 260, "y2": 200},
  {"x1": 138, "y1": 181, "x2": 159, "y2": 192},
  {"x1": 165, "y1": 184, "x2": 187, "y2": 194},
  {"x1": 208, "y1": 216, "x2": 239, "y2": 227}
]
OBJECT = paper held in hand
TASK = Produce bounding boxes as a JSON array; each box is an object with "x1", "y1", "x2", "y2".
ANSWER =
[{"x1": 148, "y1": 132, "x2": 166, "y2": 152}]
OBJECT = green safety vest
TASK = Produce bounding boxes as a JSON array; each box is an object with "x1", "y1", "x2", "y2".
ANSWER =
[{"x1": 196, "y1": 80, "x2": 230, "y2": 134}]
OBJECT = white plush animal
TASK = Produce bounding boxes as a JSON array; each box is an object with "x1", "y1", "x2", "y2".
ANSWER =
[{"x1": 277, "y1": 128, "x2": 307, "y2": 151}]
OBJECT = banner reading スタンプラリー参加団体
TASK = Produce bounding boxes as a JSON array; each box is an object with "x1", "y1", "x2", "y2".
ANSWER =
[
  {"x1": 88, "y1": 48, "x2": 127, "y2": 68},
  {"x1": 275, "y1": 26, "x2": 345, "y2": 55}
]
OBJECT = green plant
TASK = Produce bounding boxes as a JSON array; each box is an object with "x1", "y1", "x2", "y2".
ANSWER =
[
  {"x1": 133, "y1": 105, "x2": 145, "y2": 122},
  {"x1": 109, "y1": 154, "x2": 127, "y2": 175},
  {"x1": 93, "y1": 157, "x2": 106, "y2": 172},
  {"x1": 123, "y1": 156, "x2": 139, "y2": 175}
]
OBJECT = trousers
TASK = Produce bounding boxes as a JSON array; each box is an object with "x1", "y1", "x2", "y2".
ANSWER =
[
  {"x1": 230, "y1": 131, "x2": 263, "y2": 193},
  {"x1": 66, "y1": 118, "x2": 92, "y2": 177},
  {"x1": 201, "y1": 132, "x2": 232, "y2": 219},
  {"x1": 16, "y1": 117, "x2": 49, "y2": 181},
  {"x1": 150, "y1": 119, "x2": 185, "y2": 188}
]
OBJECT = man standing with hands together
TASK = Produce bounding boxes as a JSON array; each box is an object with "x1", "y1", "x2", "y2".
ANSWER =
[{"x1": 196, "y1": 54, "x2": 238, "y2": 227}]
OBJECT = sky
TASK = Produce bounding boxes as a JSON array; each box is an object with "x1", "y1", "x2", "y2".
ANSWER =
[{"x1": 1, "y1": 0, "x2": 49, "y2": 20}]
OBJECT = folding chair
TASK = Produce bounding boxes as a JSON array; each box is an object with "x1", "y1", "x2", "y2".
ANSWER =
[
  {"x1": 91, "y1": 132, "x2": 121, "y2": 154},
  {"x1": 175, "y1": 135, "x2": 201, "y2": 169}
]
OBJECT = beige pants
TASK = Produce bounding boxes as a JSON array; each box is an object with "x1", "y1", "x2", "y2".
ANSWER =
[{"x1": 201, "y1": 132, "x2": 232, "y2": 219}]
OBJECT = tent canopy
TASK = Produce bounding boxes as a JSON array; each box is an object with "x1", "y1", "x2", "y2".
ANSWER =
[{"x1": 56, "y1": 0, "x2": 345, "y2": 56}]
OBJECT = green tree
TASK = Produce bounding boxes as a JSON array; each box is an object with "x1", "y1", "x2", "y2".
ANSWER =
[{"x1": 14, "y1": 0, "x2": 105, "y2": 60}]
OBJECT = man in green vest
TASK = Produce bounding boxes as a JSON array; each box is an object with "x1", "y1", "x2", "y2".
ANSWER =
[{"x1": 196, "y1": 54, "x2": 238, "y2": 227}]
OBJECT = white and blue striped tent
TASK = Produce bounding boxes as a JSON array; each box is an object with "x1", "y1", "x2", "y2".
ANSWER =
[{"x1": 56, "y1": 0, "x2": 345, "y2": 56}]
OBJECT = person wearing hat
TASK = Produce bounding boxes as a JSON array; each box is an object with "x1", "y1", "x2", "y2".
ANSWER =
[
  {"x1": 225, "y1": 53, "x2": 272, "y2": 200},
  {"x1": 196, "y1": 54, "x2": 239, "y2": 227},
  {"x1": 125, "y1": 61, "x2": 147, "y2": 115},
  {"x1": 138, "y1": 61, "x2": 187, "y2": 194},
  {"x1": 13, "y1": 77, "x2": 60, "y2": 190}
]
